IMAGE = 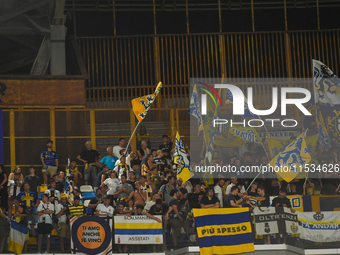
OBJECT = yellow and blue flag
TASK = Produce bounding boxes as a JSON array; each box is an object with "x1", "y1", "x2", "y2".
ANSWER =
[
  {"x1": 230, "y1": 126, "x2": 261, "y2": 144},
  {"x1": 8, "y1": 221, "x2": 29, "y2": 254},
  {"x1": 174, "y1": 132, "x2": 193, "y2": 183},
  {"x1": 320, "y1": 104, "x2": 340, "y2": 148},
  {"x1": 114, "y1": 215, "x2": 163, "y2": 244},
  {"x1": 189, "y1": 85, "x2": 203, "y2": 134},
  {"x1": 193, "y1": 208, "x2": 254, "y2": 255},
  {"x1": 132, "y1": 82, "x2": 162, "y2": 122},
  {"x1": 269, "y1": 133, "x2": 311, "y2": 183},
  {"x1": 316, "y1": 110, "x2": 331, "y2": 150},
  {"x1": 268, "y1": 135, "x2": 318, "y2": 159}
]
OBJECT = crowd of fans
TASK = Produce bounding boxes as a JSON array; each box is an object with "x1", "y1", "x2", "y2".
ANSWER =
[{"x1": 0, "y1": 126, "x2": 338, "y2": 253}]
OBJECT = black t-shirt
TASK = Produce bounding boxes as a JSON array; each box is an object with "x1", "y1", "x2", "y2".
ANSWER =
[
  {"x1": 148, "y1": 204, "x2": 168, "y2": 216},
  {"x1": 271, "y1": 196, "x2": 291, "y2": 208},
  {"x1": 168, "y1": 197, "x2": 181, "y2": 218},
  {"x1": 127, "y1": 180, "x2": 136, "y2": 190},
  {"x1": 89, "y1": 198, "x2": 99, "y2": 215},
  {"x1": 80, "y1": 150, "x2": 100, "y2": 164},
  {"x1": 257, "y1": 195, "x2": 270, "y2": 207},
  {"x1": 24, "y1": 175, "x2": 41, "y2": 194},
  {"x1": 187, "y1": 193, "x2": 200, "y2": 210},
  {"x1": 247, "y1": 191, "x2": 257, "y2": 197},
  {"x1": 200, "y1": 195, "x2": 219, "y2": 206},
  {"x1": 225, "y1": 194, "x2": 237, "y2": 208},
  {"x1": 159, "y1": 142, "x2": 173, "y2": 157},
  {"x1": 154, "y1": 157, "x2": 168, "y2": 173}
]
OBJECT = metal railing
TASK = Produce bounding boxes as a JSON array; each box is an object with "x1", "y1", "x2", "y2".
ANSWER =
[{"x1": 77, "y1": 29, "x2": 340, "y2": 108}]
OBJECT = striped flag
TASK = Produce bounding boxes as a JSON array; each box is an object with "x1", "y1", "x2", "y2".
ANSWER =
[
  {"x1": 189, "y1": 85, "x2": 203, "y2": 133},
  {"x1": 193, "y1": 208, "x2": 254, "y2": 255},
  {"x1": 114, "y1": 215, "x2": 163, "y2": 244},
  {"x1": 132, "y1": 82, "x2": 162, "y2": 122},
  {"x1": 65, "y1": 158, "x2": 74, "y2": 203},
  {"x1": 8, "y1": 221, "x2": 29, "y2": 254}
]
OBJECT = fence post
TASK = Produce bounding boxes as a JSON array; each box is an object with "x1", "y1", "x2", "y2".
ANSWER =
[
  {"x1": 170, "y1": 109, "x2": 175, "y2": 137},
  {"x1": 9, "y1": 110, "x2": 15, "y2": 171},
  {"x1": 130, "y1": 109, "x2": 137, "y2": 150},
  {"x1": 90, "y1": 109, "x2": 96, "y2": 149},
  {"x1": 50, "y1": 107, "x2": 56, "y2": 151}
]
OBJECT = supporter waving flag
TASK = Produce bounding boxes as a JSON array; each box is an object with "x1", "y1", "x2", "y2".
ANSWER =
[
  {"x1": 174, "y1": 132, "x2": 193, "y2": 183},
  {"x1": 65, "y1": 158, "x2": 74, "y2": 203},
  {"x1": 132, "y1": 82, "x2": 162, "y2": 123}
]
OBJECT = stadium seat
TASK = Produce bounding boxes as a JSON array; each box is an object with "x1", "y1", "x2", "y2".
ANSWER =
[
  {"x1": 82, "y1": 192, "x2": 96, "y2": 200},
  {"x1": 80, "y1": 185, "x2": 94, "y2": 193}
]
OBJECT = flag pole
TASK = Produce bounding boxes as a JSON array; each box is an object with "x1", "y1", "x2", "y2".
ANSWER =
[{"x1": 124, "y1": 122, "x2": 140, "y2": 155}]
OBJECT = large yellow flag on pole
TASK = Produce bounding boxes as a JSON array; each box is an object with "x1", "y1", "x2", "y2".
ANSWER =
[
  {"x1": 174, "y1": 132, "x2": 193, "y2": 183},
  {"x1": 132, "y1": 82, "x2": 163, "y2": 123},
  {"x1": 269, "y1": 133, "x2": 311, "y2": 183}
]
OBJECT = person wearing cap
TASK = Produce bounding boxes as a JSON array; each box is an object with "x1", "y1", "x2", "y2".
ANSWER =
[
  {"x1": 73, "y1": 186, "x2": 82, "y2": 200},
  {"x1": 271, "y1": 189, "x2": 292, "y2": 244},
  {"x1": 200, "y1": 187, "x2": 220, "y2": 208},
  {"x1": 55, "y1": 193, "x2": 70, "y2": 253},
  {"x1": 41, "y1": 140, "x2": 58, "y2": 185},
  {"x1": 95, "y1": 195, "x2": 114, "y2": 217},
  {"x1": 77, "y1": 141, "x2": 102, "y2": 186}
]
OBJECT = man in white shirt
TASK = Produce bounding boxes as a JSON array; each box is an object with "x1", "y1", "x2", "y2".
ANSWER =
[
  {"x1": 37, "y1": 193, "x2": 54, "y2": 253},
  {"x1": 95, "y1": 195, "x2": 114, "y2": 217},
  {"x1": 214, "y1": 178, "x2": 225, "y2": 207},
  {"x1": 44, "y1": 180, "x2": 61, "y2": 208},
  {"x1": 113, "y1": 138, "x2": 126, "y2": 159},
  {"x1": 225, "y1": 177, "x2": 246, "y2": 195},
  {"x1": 55, "y1": 193, "x2": 70, "y2": 253}
]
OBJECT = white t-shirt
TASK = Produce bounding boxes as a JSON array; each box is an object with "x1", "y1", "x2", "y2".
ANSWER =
[
  {"x1": 113, "y1": 145, "x2": 125, "y2": 159},
  {"x1": 55, "y1": 204, "x2": 67, "y2": 223},
  {"x1": 37, "y1": 202, "x2": 54, "y2": 224},
  {"x1": 8, "y1": 180, "x2": 22, "y2": 197},
  {"x1": 45, "y1": 189, "x2": 61, "y2": 207},
  {"x1": 96, "y1": 203, "x2": 114, "y2": 217},
  {"x1": 214, "y1": 185, "x2": 223, "y2": 207},
  {"x1": 144, "y1": 200, "x2": 155, "y2": 211},
  {"x1": 103, "y1": 178, "x2": 120, "y2": 195}
]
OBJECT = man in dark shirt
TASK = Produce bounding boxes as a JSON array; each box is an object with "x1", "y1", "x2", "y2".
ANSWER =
[
  {"x1": 159, "y1": 135, "x2": 173, "y2": 160},
  {"x1": 247, "y1": 182, "x2": 258, "y2": 197},
  {"x1": 147, "y1": 199, "x2": 167, "y2": 252},
  {"x1": 271, "y1": 189, "x2": 291, "y2": 208},
  {"x1": 271, "y1": 189, "x2": 292, "y2": 244},
  {"x1": 250, "y1": 185, "x2": 270, "y2": 207},
  {"x1": 200, "y1": 188, "x2": 220, "y2": 208},
  {"x1": 77, "y1": 141, "x2": 102, "y2": 186},
  {"x1": 154, "y1": 150, "x2": 168, "y2": 174},
  {"x1": 87, "y1": 189, "x2": 102, "y2": 215},
  {"x1": 24, "y1": 166, "x2": 41, "y2": 196},
  {"x1": 167, "y1": 189, "x2": 183, "y2": 250},
  {"x1": 187, "y1": 184, "x2": 201, "y2": 210},
  {"x1": 94, "y1": 164, "x2": 109, "y2": 190},
  {"x1": 224, "y1": 186, "x2": 242, "y2": 208}
]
